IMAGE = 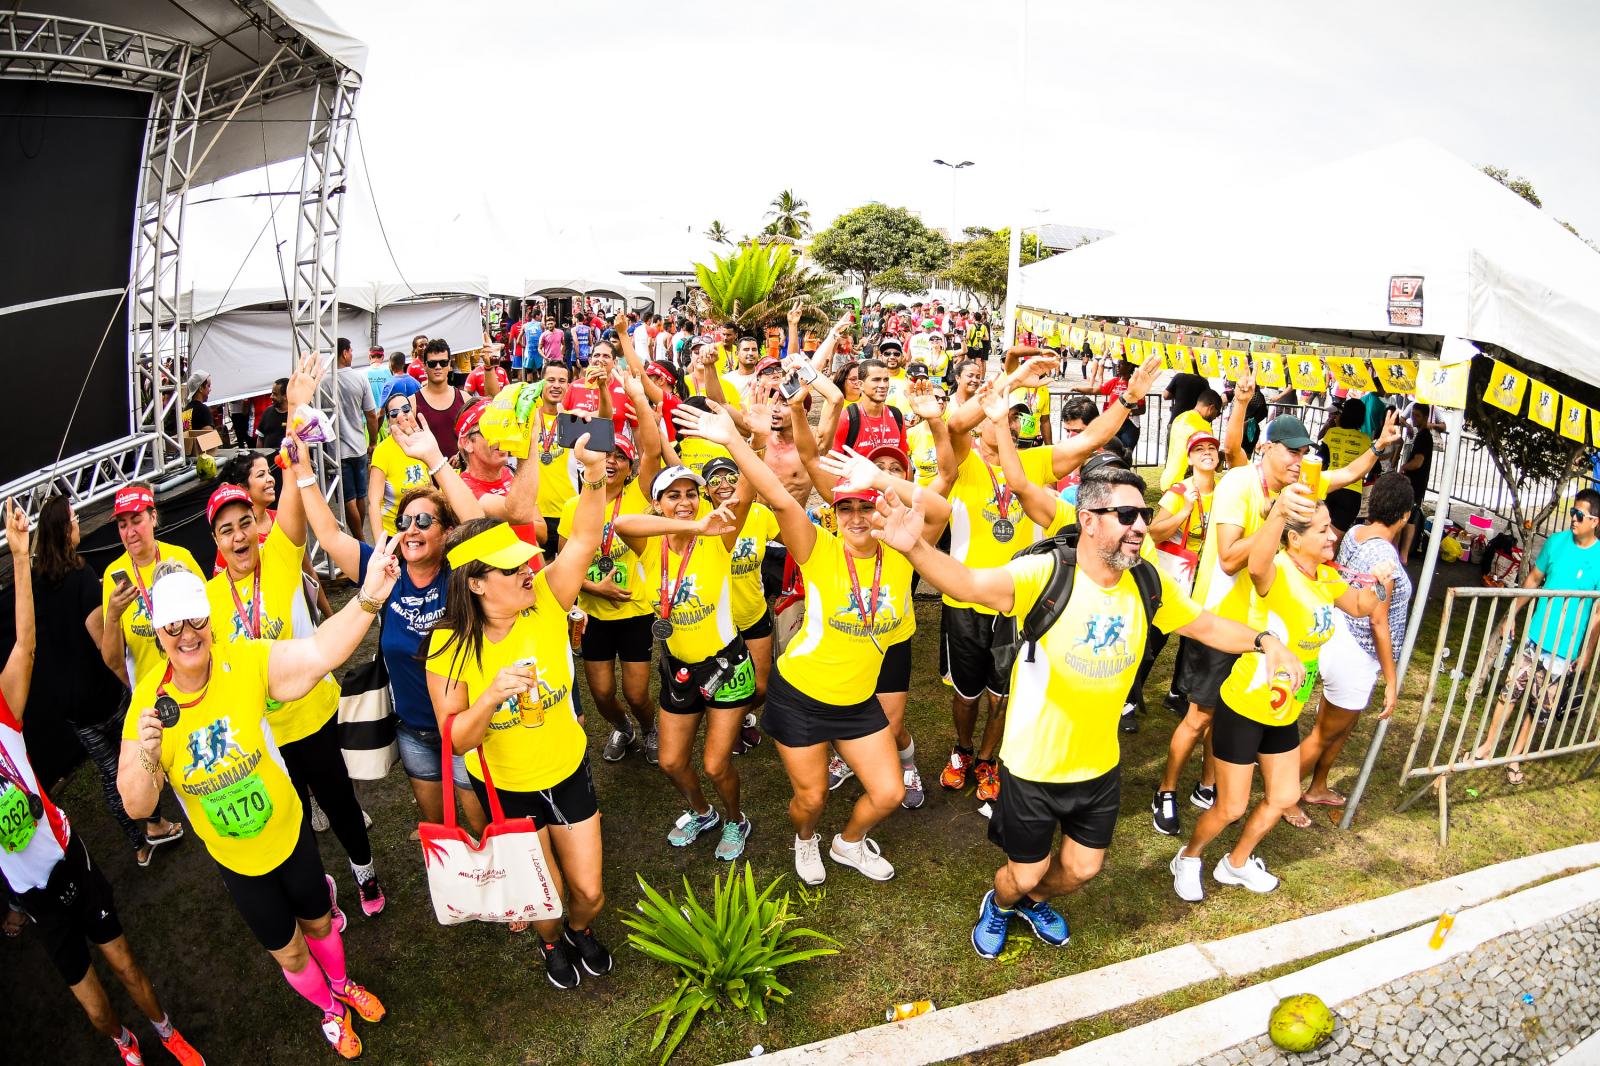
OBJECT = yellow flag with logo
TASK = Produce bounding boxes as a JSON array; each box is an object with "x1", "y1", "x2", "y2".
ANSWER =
[
  {"x1": 1068, "y1": 325, "x2": 1087, "y2": 351},
  {"x1": 1482, "y1": 359, "x2": 1529, "y2": 415},
  {"x1": 1147, "y1": 339, "x2": 1166, "y2": 363},
  {"x1": 1123, "y1": 336, "x2": 1144, "y2": 363},
  {"x1": 1327, "y1": 356, "x2": 1375, "y2": 391},
  {"x1": 1252, "y1": 351, "x2": 1287, "y2": 389},
  {"x1": 1528, "y1": 380, "x2": 1560, "y2": 430},
  {"x1": 1222, "y1": 349, "x2": 1247, "y2": 382},
  {"x1": 1416, "y1": 359, "x2": 1469, "y2": 409},
  {"x1": 1289, "y1": 354, "x2": 1325, "y2": 391},
  {"x1": 1194, "y1": 346, "x2": 1222, "y2": 376},
  {"x1": 1560, "y1": 395, "x2": 1589, "y2": 442},
  {"x1": 1086, "y1": 330, "x2": 1104, "y2": 356},
  {"x1": 1370, "y1": 358, "x2": 1418, "y2": 394},
  {"x1": 1167, "y1": 343, "x2": 1195, "y2": 373}
]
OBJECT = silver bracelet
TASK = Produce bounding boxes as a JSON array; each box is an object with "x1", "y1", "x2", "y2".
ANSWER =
[
  {"x1": 428, "y1": 457, "x2": 448, "y2": 477},
  {"x1": 295, "y1": 475, "x2": 317, "y2": 489}
]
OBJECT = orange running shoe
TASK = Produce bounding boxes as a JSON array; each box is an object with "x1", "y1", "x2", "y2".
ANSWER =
[
  {"x1": 334, "y1": 981, "x2": 387, "y2": 1024},
  {"x1": 975, "y1": 760, "x2": 1001, "y2": 802},
  {"x1": 319, "y1": 1007, "x2": 362, "y2": 1060},
  {"x1": 939, "y1": 747, "x2": 974, "y2": 791},
  {"x1": 159, "y1": 1028, "x2": 206, "y2": 1065}
]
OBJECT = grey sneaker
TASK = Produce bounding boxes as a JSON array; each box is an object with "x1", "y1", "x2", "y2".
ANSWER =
[
  {"x1": 642, "y1": 730, "x2": 659, "y2": 765},
  {"x1": 829, "y1": 834, "x2": 895, "y2": 881},
  {"x1": 827, "y1": 753, "x2": 855, "y2": 791},
  {"x1": 900, "y1": 764, "x2": 926, "y2": 809},
  {"x1": 713, "y1": 816, "x2": 753, "y2": 861},
  {"x1": 310, "y1": 796, "x2": 329, "y2": 833},
  {"x1": 667, "y1": 808, "x2": 721, "y2": 848},
  {"x1": 602, "y1": 728, "x2": 634, "y2": 763}
]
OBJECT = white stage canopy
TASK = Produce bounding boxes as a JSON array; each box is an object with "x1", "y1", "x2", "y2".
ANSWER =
[
  {"x1": 190, "y1": 306, "x2": 373, "y2": 405},
  {"x1": 373, "y1": 297, "x2": 484, "y2": 360},
  {"x1": 525, "y1": 274, "x2": 653, "y2": 304}
]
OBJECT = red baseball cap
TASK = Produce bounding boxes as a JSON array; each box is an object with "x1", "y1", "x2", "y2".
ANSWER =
[
  {"x1": 754, "y1": 356, "x2": 784, "y2": 376},
  {"x1": 456, "y1": 400, "x2": 488, "y2": 437},
  {"x1": 1186, "y1": 431, "x2": 1221, "y2": 454},
  {"x1": 832, "y1": 488, "x2": 882, "y2": 506},
  {"x1": 612, "y1": 434, "x2": 638, "y2": 461},
  {"x1": 866, "y1": 444, "x2": 911, "y2": 473},
  {"x1": 112, "y1": 485, "x2": 155, "y2": 516},
  {"x1": 206, "y1": 483, "x2": 252, "y2": 525}
]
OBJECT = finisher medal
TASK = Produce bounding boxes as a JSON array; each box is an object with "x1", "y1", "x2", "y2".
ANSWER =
[
  {"x1": 155, "y1": 695, "x2": 182, "y2": 728},
  {"x1": 992, "y1": 518, "x2": 1016, "y2": 543},
  {"x1": 595, "y1": 556, "x2": 615, "y2": 576},
  {"x1": 651, "y1": 616, "x2": 675, "y2": 641}
]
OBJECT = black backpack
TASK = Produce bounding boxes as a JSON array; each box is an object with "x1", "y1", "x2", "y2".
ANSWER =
[
  {"x1": 844, "y1": 403, "x2": 905, "y2": 449},
  {"x1": 991, "y1": 526, "x2": 1164, "y2": 678}
]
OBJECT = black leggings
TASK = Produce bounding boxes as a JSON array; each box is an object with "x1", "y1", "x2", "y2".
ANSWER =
[
  {"x1": 278, "y1": 713, "x2": 372, "y2": 867},
  {"x1": 73, "y1": 700, "x2": 169, "y2": 850}
]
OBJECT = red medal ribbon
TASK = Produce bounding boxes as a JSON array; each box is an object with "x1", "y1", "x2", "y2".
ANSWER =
[
  {"x1": 844, "y1": 545, "x2": 885, "y2": 634},
  {"x1": 599, "y1": 492, "x2": 624, "y2": 562},
  {"x1": 538, "y1": 411, "x2": 559, "y2": 454},
  {"x1": 982, "y1": 459, "x2": 1014, "y2": 523},
  {"x1": 129, "y1": 547, "x2": 161, "y2": 620},
  {"x1": 657, "y1": 536, "x2": 699, "y2": 621},
  {"x1": 228, "y1": 566, "x2": 263, "y2": 639}
]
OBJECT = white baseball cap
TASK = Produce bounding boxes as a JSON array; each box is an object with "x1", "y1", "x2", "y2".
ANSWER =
[
  {"x1": 650, "y1": 465, "x2": 705, "y2": 500},
  {"x1": 150, "y1": 570, "x2": 212, "y2": 630}
]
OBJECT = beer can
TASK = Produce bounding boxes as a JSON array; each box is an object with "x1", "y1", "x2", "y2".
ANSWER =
[
  {"x1": 886, "y1": 1001, "x2": 935, "y2": 1022},
  {"x1": 1299, "y1": 453, "x2": 1323, "y2": 496},
  {"x1": 514, "y1": 657, "x2": 545, "y2": 727}
]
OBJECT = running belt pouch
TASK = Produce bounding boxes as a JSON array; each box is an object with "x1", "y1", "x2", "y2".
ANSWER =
[
  {"x1": 418, "y1": 715, "x2": 563, "y2": 926},
  {"x1": 688, "y1": 639, "x2": 754, "y2": 701},
  {"x1": 336, "y1": 653, "x2": 398, "y2": 781}
]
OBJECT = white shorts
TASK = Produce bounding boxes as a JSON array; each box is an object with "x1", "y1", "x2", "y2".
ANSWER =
[{"x1": 1318, "y1": 613, "x2": 1380, "y2": 710}]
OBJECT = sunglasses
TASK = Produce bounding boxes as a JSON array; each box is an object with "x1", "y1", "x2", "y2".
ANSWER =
[
  {"x1": 161, "y1": 617, "x2": 211, "y2": 638},
  {"x1": 1573, "y1": 509, "x2": 1597, "y2": 523},
  {"x1": 706, "y1": 472, "x2": 738, "y2": 488},
  {"x1": 425, "y1": 359, "x2": 451, "y2": 369},
  {"x1": 385, "y1": 403, "x2": 413, "y2": 419},
  {"x1": 396, "y1": 512, "x2": 439, "y2": 531},
  {"x1": 1084, "y1": 505, "x2": 1155, "y2": 526},
  {"x1": 492, "y1": 562, "x2": 531, "y2": 577}
]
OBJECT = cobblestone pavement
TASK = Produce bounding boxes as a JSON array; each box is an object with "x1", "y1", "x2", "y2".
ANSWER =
[{"x1": 1190, "y1": 901, "x2": 1600, "y2": 1066}]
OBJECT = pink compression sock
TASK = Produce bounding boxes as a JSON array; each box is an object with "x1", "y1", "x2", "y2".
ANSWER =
[
  {"x1": 305, "y1": 928, "x2": 349, "y2": 989},
  {"x1": 282, "y1": 961, "x2": 335, "y2": 1013}
]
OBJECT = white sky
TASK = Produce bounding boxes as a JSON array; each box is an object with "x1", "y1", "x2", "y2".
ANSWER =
[{"x1": 187, "y1": 0, "x2": 1600, "y2": 293}]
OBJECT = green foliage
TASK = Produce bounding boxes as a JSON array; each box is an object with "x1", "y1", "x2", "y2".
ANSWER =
[
  {"x1": 704, "y1": 220, "x2": 732, "y2": 245},
  {"x1": 764, "y1": 189, "x2": 812, "y2": 239},
  {"x1": 691, "y1": 241, "x2": 836, "y2": 335},
  {"x1": 1480, "y1": 165, "x2": 1542, "y2": 209},
  {"x1": 809, "y1": 203, "x2": 949, "y2": 305},
  {"x1": 946, "y1": 227, "x2": 1055, "y2": 309},
  {"x1": 622, "y1": 864, "x2": 839, "y2": 1064}
]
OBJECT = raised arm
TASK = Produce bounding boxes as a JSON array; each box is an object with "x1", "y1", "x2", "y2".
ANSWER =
[
  {"x1": 874, "y1": 491, "x2": 1018, "y2": 613},
  {"x1": 1047, "y1": 355, "x2": 1161, "y2": 480},
  {"x1": 274, "y1": 353, "x2": 329, "y2": 548},
  {"x1": 1325, "y1": 410, "x2": 1400, "y2": 492},
  {"x1": 621, "y1": 371, "x2": 664, "y2": 492},
  {"x1": 716, "y1": 403, "x2": 819, "y2": 564},
  {"x1": 265, "y1": 536, "x2": 399, "y2": 703},
  {"x1": 544, "y1": 436, "x2": 610, "y2": 610},
  {"x1": 615, "y1": 312, "x2": 647, "y2": 378},
  {"x1": 1, "y1": 501, "x2": 34, "y2": 720},
  {"x1": 1224, "y1": 373, "x2": 1254, "y2": 466},
  {"x1": 671, "y1": 400, "x2": 756, "y2": 549},
  {"x1": 979, "y1": 380, "x2": 1060, "y2": 528},
  {"x1": 388, "y1": 420, "x2": 486, "y2": 524},
  {"x1": 288, "y1": 433, "x2": 363, "y2": 580}
]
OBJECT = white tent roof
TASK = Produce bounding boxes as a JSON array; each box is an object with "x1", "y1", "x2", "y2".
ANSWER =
[
  {"x1": 183, "y1": 276, "x2": 490, "y2": 320},
  {"x1": 525, "y1": 274, "x2": 653, "y2": 303},
  {"x1": 1018, "y1": 139, "x2": 1600, "y2": 382}
]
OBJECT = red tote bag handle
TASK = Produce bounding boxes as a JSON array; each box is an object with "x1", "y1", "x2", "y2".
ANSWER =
[{"x1": 440, "y1": 713, "x2": 508, "y2": 829}]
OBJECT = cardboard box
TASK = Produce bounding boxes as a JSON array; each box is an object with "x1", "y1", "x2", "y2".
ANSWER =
[{"x1": 185, "y1": 428, "x2": 222, "y2": 456}]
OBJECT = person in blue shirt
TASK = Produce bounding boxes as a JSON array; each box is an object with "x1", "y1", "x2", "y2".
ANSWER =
[
  {"x1": 571, "y1": 317, "x2": 594, "y2": 367},
  {"x1": 364, "y1": 347, "x2": 391, "y2": 407},
  {"x1": 1476, "y1": 488, "x2": 1600, "y2": 782}
]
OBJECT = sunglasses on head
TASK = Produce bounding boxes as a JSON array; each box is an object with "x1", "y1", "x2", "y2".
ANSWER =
[
  {"x1": 1084, "y1": 505, "x2": 1154, "y2": 526},
  {"x1": 425, "y1": 359, "x2": 451, "y2": 369},
  {"x1": 396, "y1": 512, "x2": 439, "y2": 531},
  {"x1": 161, "y1": 617, "x2": 210, "y2": 638},
  {"x1": 385, "y1": 403, "x2": 413, "y2": 419}
]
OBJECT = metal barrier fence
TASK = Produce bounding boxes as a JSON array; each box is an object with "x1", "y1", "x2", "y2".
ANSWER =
[{"x1": 1397, "y1": 586, "x2": 1600, "y2": 846}]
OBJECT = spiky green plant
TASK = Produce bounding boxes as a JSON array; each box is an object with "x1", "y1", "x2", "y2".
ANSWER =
[{"x1": 692, "y1": 241, "x2": 839, "y2": 335}]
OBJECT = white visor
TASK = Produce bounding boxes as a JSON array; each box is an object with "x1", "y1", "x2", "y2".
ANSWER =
[{"x1": 650, "y1": 465, "x2": 705, "y2": 499}]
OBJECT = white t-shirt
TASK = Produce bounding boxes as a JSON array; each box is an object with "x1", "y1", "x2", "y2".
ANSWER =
[
  {"x1": 0, "y1": 698, "x2": 71, "y2": 892},
  {"x1": 336, "y1": 364, "x2": 377, "y2": 459}
]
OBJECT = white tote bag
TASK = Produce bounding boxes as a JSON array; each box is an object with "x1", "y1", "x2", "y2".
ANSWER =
[{"x1": 418, "y1": 718, "x2": 563, "y2": 926}]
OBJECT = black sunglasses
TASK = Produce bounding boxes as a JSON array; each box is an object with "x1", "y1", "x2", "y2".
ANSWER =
[
  {"x1": 385, "y1": 403, "x2": 413, "y2": 419},
  {"x1": 425, "y1": 359, "x2": 451, "y2": 369},
  {"x1": 1573, "y1": 509, "x2": 1597, "y2": 523},
  {"x1": 396, "y1": 512, "x2": 439, "y2": 531},
  {"x1": 1084, "y1": 505, "x2": 1154, "y2": 526},
  {"x1": 161, "y1": 616, "x2": 211, "y2": 638},
  {"x1": 493, "y1": 562, "x2": 530, "y2": 577}
]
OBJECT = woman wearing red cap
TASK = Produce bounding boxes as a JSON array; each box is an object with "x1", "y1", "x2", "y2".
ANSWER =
[{"x1": 206, "y1": 356, "x2": 385, "y2": 923}]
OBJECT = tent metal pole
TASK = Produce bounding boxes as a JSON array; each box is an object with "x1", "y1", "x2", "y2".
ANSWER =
[{"x1": 1341, "y1": 399, "x2": 1466, "y2": 828}]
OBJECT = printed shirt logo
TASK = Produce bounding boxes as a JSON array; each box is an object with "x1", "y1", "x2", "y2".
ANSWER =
[
  {"x1": 669, "y1": 574, "x2": 716, "y2": 626},
  {"x1": 731, "y1": 536, "x2": 760, "y2": 575},
  {"x1": 827, "y1": 585, "x2": 900, "y2": 639},
  {"x1": 179, "y1": 718, "x2": 260, "y2": 796},
  {"x1": 1061, "y1": 611, "x2": 1136, "y2": 678},
  {"x1": 491, "y1": 677, "x2": 571, "y2": 730},
  {"x1": 230, "y1": 609, "x2": 285, "y2": 643}
]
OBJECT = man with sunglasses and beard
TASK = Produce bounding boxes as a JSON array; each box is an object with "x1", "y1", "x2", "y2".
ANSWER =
[
  {"x1": 416, "y1": 339, "x2": 472, "y2": 460},
  {"x1": 871, "y1": 468, "x2": 1299, "y2": 961}
]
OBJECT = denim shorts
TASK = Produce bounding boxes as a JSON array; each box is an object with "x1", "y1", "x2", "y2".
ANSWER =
[
  {"x1": 340, "y1": 456, "x2": 369, "y2": 503},
  {"x1": 396, "y1": 720, "x2": 472, "y2": 790}
]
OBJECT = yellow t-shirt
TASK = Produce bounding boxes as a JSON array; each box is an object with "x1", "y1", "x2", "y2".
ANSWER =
[
  {"x1": 730, "y1": 503, "x2": 781, "y2": 630},
  {"x1": 1002, "y1": 557, "x2": 1201, "y2": 783},
  {"x1": 638, "y1": 534, "x2": 737, "y2": 662},
  {"x1": 206, "y1": 525, "x2": 338, "y2": 746},
  {"x1": 125, "y1": 639, "x2": 302, "y2": 875},
  {"x1": 371, "y1": 435, "x2": 432, "y2": 535},
  {"x1": 558, "y1": 482, "x2": 651, "y2": 621},
  {"x1": 686, "y1": 373, "x2": 745, "y2": 410},
  {"x1": 102, "y1": 542, "x2": 204, "y2": 687},
  {"x1": 532, "y1": 408, "x2": 576, "y2": 520},
  {"x1": 944, "y1": 446, "x2": 1057, "y2": 614},
  {"x1": 780, "y1": 528, "x2": 917, "y2": 704},
  {"x1": 885, "y1": 369, "x2": 913, "y2": 416},
  {"x1": 1192, "y1": 464, "x2": 1325, "y2": 622},
  {"x1": 1220, "y1": 556, "x2": 1348, "y2": 727},
  {"x1": 1160, "y1": 409, "x2": 1215, "y2": 491},
  {"x1": 907, "y1": 421, "x2": 939, "y2": 486},
  {"x1": 1156, "y1": 479, "x2": 1214, "y2": 554},
  {"x1": 424, "y1": 575, "x2": 585, "y2": 791},
  {"x1": 676, "y1": 437, "x2": 732, "y2": 476},
  {"x1": 1322, "y1": 427, "x2": 1372, "y2": 494}
]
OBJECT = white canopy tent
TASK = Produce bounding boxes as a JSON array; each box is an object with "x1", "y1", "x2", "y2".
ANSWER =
[
  {"x1": 1013, "y1": 138, "x2": 1600, "y2": 828},
  {"x1": 525, "y1": 274, "x2": 654, "y2": 306}
]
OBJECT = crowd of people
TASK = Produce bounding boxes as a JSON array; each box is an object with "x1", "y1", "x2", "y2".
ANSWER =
[{"x1": 12, "y1": 296, "x2": 1594, "y2": 1064}]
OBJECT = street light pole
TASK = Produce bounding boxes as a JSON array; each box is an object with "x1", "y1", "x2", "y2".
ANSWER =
[
  {"x1": 933, "y1": 159, "x2": 973, "y2": 305},
  {"x1": 1002, "y1": 0, "x2": 1030, "y2": 348}
]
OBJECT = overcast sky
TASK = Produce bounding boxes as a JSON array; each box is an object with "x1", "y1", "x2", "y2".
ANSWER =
[{"x1": 188, "y1": 0, "x2": 1600, "y2": 292}]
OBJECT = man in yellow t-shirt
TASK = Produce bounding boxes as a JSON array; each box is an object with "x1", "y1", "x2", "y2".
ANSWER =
[
  {"x1": 531, "y1": 362, "x2": 576, "y2": 558},
  {"x1": 1158, "y1": 389, "x2": 1221, "y2": 491},
  {"x1": 877, "y1": 464, "x2": 1295, "y2": 960}
]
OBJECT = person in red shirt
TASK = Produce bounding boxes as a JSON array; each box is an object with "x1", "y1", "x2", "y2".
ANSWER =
[
  {"x1": 1066, "y1": 358, "x2": 1144, "y2": 453},
  {"x1": 404, "y1": 334, "x2": 429, "y2": 382},
  {"x1": 454, "y1": 402, "x2": 545, "y2": 550},
  {"x1": 833, "y1": 359, "x2": 908, "y2": 454},
  {"x1": 464, "y1": 355, "x2": 507, "y2": 398},
  {"x1": 563, "y1": 339, "x2": 638, "y2": 431}
]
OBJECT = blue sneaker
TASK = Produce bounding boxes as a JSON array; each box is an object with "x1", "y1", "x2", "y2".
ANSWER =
[
  {"x1": 667, "y1": 808, "x2": 721, "y2": 847},
  {"x1": 971, "y1": 889, "x2": 1014, "y2": 959},
  {"x1": 1014, "y1": 896, "x2": 1070, "y2": 946},
  {"x1": 714, "y1": 817, "x2": 753, "y2": 861}
]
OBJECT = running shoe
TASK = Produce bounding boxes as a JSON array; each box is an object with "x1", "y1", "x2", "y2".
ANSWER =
[
  {"x1": 829, "y1": 835, "x2": 895, "y2": 881},
  {"x1": 602, "y1": 728, "x2": 635, "y2": 763},
  {"x1": 1214, "y1": 853, "x2": 1279, "y2": 894},
  {"x1": 971, "y1": 889, "x2": 1014, "y2": 960},
  {"x1": 159, "y1": 1028, "x2": 205, "y2": 1066},
  {"x1": 1151, "y1": 790, "x2": 1181, "y2": 836},
  {"x1": 563, "y1": 924, "x2": 614, "y2": 976},
  {"x1": 1189, "y1": 783, "x2": 1216, "y2": 810},
  {"x1": 901, "y1": 764, "x2": 926, "y2": 809},
  {"x1": 794, "y1": 834, "x2": 826, "y2": 886},
  {"x1": 826, "y1": 753, "x2": 855, "y2": 791},
  {"x1": 1119, "y1": 703, "x2": 1139, "y2": 733},
  {"x1": 319, "y1": 1007, "x2": 361, "y2": 1060},
  {"x1": 309, "y1": 796, "x2": 329, "y2": 833},
  {"x1": 539, "y1": 938, "x2": 582, "y2": 989},
  {"x1": 714, "y1": 816, "x2": 753, "y2": 861},
  {"x1": 667, "y1": 808, "x2": 721, "y2": 847},
  {"x1": 1014, "y1": 896, "x2": 1070, "y2": 946},
  {"x1": 642, "y1": 730, "x2": 660, "y2": 765},
  {"x1": 333, "y1": 981, "x2": 386, "y2": 1024},
  {"x1": 939, "y1": 746, "x2": 974, "y2": 791},
  {"x1": 974, "y1": 760, "x2": 1001, "y2": 802},
  {"x1": 1162, "y1": 690, "x2": 1187, "y2": 715},
  {"x1": 355, "y1": 871, "x2": 386, "y2": 919},
  {"x1": 325, "y1": 875, "x2": 347, "y2": 934},
  {"x1": 116, "y1": 1033, "x2": 145, "y2": 1065},
  {"x1": 1170, "y1": 849, "x2": 1205, "y2": 902}
]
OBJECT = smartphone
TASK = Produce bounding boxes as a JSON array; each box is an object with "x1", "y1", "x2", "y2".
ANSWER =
[
  {"x1": 778, "y1": 373, "x2": 805, "y2": 402},
  {"x1": 112, "y1": 570, "x2": 133, "y2": 591},
  {"x1": 557, "y1": 412, "x2": 616, "y2": 453}
]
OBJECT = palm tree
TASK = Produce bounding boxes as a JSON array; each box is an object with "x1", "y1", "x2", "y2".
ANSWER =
[
  {"x1": 764, "y1": 190, "x2": 811, "y2": 239},
  {"x1": 704, "y1": 220, "x2": 732, "y2": 245}
]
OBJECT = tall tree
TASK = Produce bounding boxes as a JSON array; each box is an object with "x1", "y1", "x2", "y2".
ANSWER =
[
  {"x1": 808, "y1": 203, "x2": 948, "y2": 306},
  {"x1": 764, "y1": 190, "x2": 812, "y2": 239},
  {"x1": 704, "y1": 220, "x2": 732, "y2": 245},
  {"x1": 945, "y1": 227, "x2": 1054, "y2": 310}
]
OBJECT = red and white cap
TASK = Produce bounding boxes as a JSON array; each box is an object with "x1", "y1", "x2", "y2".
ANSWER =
[
  {"x1": 456, "y1": 400, "x2": 489, "y2": 437},
  {"x1": 1186, "y1": 431, "x2": 1221, "y2": 454},
  {"x1": 112, "y1": 485, "x2": 155, "y2": 516},
  {"x1": 832, "y1": 487, "x2": 882, "y2": 505},
  {"x1": 866, "y1": 444, "x2": 911, "y2": 474},
  {"x1": 206, "y1": 483, "x2": 252, "y2": 524}
]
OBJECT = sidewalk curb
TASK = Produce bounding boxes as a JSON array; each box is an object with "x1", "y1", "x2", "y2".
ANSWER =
[{"x1": 726, "y1": 841, "x2": 1600, "y2": 1065}]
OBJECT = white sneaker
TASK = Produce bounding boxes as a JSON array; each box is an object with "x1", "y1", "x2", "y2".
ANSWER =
[
  {"x1": 826, "y1": 753, "x2": 855, "y2": 791},
  {"x1": 1170, "y1": 849, "x2": 1204, "y2": 902},
  {"x1": 794, "y1": 834, "x2": 826, "y2": 886},
  {"x1": 829, "y1": 834, "x2": 895, "y2": 881},
  {"x1": 1214, "y1": 853, "x2": 1279, "y2": 894}
]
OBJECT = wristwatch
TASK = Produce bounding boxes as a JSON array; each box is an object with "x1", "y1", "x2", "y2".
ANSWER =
[
  {"x1": 1253, "y1": 631, "x2": 1270, "y2": 653},
  {"x1": 1117, "y1": 394, "x2": 1139, "y2": 411}
]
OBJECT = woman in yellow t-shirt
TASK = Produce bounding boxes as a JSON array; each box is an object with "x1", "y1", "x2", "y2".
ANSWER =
[
  {"x1": 117, "y1": 554, "x2": 398, "y2": 1057},
  {"x1": 368, "y1": 377, "x2": 437, "y2": 540},
  {"x1": 699, "y1": 456, "x2": 781, "y2": 719},
  {"x1": 425, "y1": 434, "x2": 614, "y2": 991},
  {"x1": 1171, "y1": 484, "x2": 1393, "y2": 902}
]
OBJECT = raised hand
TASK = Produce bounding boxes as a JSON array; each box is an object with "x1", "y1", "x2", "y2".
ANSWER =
[
  {"x1": 1009, "y1": 354, "x2": 1062, "y2": 390},
  {"x1": 870, "y1": 488, "x2": 927, "y2": 553},
  {"x1": 572, "y1": 432, "x2": 609, "y2": 477},
  {"x1": 613, "y1": 310, "x2": 630, "y2": 337},
  {"x1": 1374, "y1": 409, "x2": 1401, "y2": 451},
  {"x1": 672, "y1": 400, "x2": 739, "y2": 446},
  {"x1": 1126, "y1": 354, "x2": 1164, "y2": 402},
  {"x1": 286, "y1": 350, "x2": 326, "y2": 409},
  {"x1": 1276, "y1": 480, "x2": 1320, "y2": 522},
  {"x1": 1234, "y1": 369, "x2": 1257, "y2": 404},
  {"x1": 907, "y1": 380, "x2": 944, "y2": 422},
  {"x1": 361, "y1": 533, "x2": 402, "y2": 602},
  {"x1": 818, "y1": 447, "x2": 881, "y2": 492},
  {"x1": 4, "y1": 498, "x2": 28, "y2": 559},
  {"x1": 976, "y1": 379, "x2": 1009, "y2": 423},
  {"x1": 697, "y1": 503, "x2": 739, "y2": 537},
  {"x1": 390, "y1": 418, "x2": 446, "y2": 468},
  {"x1": 787, "y1": 300, "x2": 804, "y2": 329}
]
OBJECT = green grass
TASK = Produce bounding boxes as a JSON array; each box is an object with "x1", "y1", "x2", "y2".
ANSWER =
[{"x1": 12, "y1": 555, "x2": 1600, "y2": 1065}]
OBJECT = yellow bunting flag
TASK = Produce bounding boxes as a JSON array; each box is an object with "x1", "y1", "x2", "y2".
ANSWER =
[
  {"x1": 1416, "y1": 359, "x2": 1469, "y2": 409},
  {"x1": 1194, "y1": 346, "x2": 1222, "y2": 376},
  {"x1": 1222, "y1": 349, "x2": 1247, "y2": 382},
  {"x1": 1086, "y1": 330, "x2": 1105, "y2": 356},
  {"x1": 1529, "y1": 380, "x2": 1560, "y2": 430},
  {"x1": 1560, "y1": 395, "x2": 1589, "y2": 443},
  {"x1": 1370, "y1": 358, "x2": 1418, "y2": 395},
  {"x1": 1327, "y1": 356, "x2": 1375, "y2": 391},
  {"x1": 1289, "y1": 354, "x2": 1325, "y2": 391},
  {"x1": 1482, "y1": 359, "x2": 1529, "y2": 415},
  {"x1": 1166, "y1": 343, "x2": 1194, "y2": 373},
  {"x1": 1592, "y1": 409, "x2": 1600, "y2": 448},
  {"x1": 1146, "y1": 339, "x2": 1166, "y2": 363},
  {"x1": 1123, "y1": 336, "x2": 1144, "y2": 363},
  {"x1": 1068, "y1": 325, "x2": 1086, "y2": 351},
  {"x1": 1252, "y1": 351, "x2": 1287, "y2": 389}
]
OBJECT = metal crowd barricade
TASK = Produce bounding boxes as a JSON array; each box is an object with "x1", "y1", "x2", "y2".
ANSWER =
[{"x1": 1397, "y1": 586, "x2": 1600, "y2": 847}]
